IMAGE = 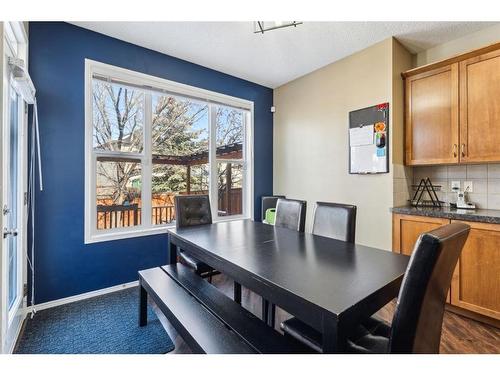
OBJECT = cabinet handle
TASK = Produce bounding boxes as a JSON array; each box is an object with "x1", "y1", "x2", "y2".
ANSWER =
[
  {"x1": 453, "y1": 144, "x2": 458, "y2": 158},
  {"x1": 461, "y1": 144, "x2": 466, "y2": 157}
]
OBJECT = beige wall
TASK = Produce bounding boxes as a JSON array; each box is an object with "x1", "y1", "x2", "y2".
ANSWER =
[
  {"x1": 391, "y1": 39, "x2": 413, "y2": 165},
  {"x1": 416, "y1": 23, "x2": 500, "y2": 66},
  {"x1": 392, "y1": 39, "x2": 414, "y2": 207},
  {"x1": 273, "y1": 38, "x2": 412, "y2": 250}
]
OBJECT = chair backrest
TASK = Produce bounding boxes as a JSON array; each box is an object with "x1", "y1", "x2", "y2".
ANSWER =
[
  {"x1": 174, "y1": 195, "x2": 213, "y2": 229},
  {"x1": 274, "y1": 198, "x2": 306, "y2": 232},
  {"x1": 389, "y1": 222, "x2": 470, "y2": 353},
  {"x1": 261, "y1": 195, "x2": 286, "y2": 221},
  {"x1": 312, "y1": 202, "x2": 357, "y2": 243}
]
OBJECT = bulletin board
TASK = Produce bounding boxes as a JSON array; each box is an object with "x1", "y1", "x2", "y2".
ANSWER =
[{"x1": 348, "y1": 103, "x2": 389, "y2": 174}]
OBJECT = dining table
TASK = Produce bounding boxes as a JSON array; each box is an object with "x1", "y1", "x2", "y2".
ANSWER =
[{"x1": 167, "y1": 219, "x2": 409, "y2": 353}]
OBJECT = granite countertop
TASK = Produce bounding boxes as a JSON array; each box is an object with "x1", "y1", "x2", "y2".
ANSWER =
[{"x1": 391, "y1": 206, "x2": 500, "y2": 224}]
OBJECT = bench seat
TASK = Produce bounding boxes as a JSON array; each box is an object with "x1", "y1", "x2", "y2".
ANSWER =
[
  {"x1": 139, "y1": 264, "x2": 312, "y2": 354},
  {"x1": 139, "y1": 267, "x2": 254, "y2": 354}
]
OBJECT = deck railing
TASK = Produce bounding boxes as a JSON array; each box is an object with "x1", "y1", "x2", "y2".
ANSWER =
[
  {"x1": 152, "y1": 205, "x2": 175, "y2": 225},
  {"x1": 97, "y1": 204, "x2": 140, "y2": 229},
  {"x1": 96, "y1": 188, "x2": 242, "y2": 230}
]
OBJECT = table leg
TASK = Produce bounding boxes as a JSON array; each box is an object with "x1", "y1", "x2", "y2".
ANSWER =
[
  {"x1": 262, "y1": 298, "x2": 269, "y2": 323},
  {"x1": 261, "y1": 299, "x2": 276, "y2": 327},
  {"x1": 268, "y1": 303, "x2": 276, "y2": 329},
  {"x1": 169, "y1": 239, "x2": 178, "y2": 264},
  {"x1": 322, "y1": 315, "x2": 346, "y2": 353},
  {"x1": 139, "y1": 284, "x2": 148, "y2": 327},
  {"x1": 234, "y1": 282, "x2": 242, "y2": 304}
]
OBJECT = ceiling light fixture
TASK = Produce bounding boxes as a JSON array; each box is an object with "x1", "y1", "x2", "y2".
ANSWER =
[{"x1": 254, "y1": 21, "x2": 303, "y2": 34}]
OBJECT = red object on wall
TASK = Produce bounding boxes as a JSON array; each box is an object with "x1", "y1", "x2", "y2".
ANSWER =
[{"x1": 376, "y1": 103, "x2": 388, "y2": 110}]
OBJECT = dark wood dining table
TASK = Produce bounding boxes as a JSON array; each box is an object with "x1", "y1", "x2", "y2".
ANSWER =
[{"x1": 167, "y1": 219, "x2": 409, "y2": 353}]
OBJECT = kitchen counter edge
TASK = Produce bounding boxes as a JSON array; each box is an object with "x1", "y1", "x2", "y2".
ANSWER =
[{"x1": 391, "y1": 206, "x2": 500, "y2": 225}]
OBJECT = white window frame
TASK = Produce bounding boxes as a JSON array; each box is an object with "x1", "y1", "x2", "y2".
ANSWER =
[
  {"x1": 84, "y1": 59, "x2": 254, "y2": 244},
  {"x1": 1, "y1": 21, "x2": 29, "y2": 354}
]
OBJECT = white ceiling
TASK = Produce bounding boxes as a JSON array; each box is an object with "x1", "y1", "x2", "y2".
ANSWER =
[{"x1": 71, "y1": 22, "x2": 497, "y2": 88}]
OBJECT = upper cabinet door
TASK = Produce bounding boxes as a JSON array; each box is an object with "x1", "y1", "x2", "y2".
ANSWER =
[
  {"x1": 405, "y1": 64, "x2": 459, "y2": 165},
  {"x1": 460, "y1": 49, "x2": 500, "y2": 163}
]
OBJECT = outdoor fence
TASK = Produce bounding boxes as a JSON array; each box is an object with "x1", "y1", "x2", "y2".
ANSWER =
[{"x1": 96, "y1": 188, "x2": 242, "y2": 229}]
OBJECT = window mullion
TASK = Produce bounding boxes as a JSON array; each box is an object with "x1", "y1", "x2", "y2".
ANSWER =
[
  {"x1": 215, "y1": 159, "x2": 244, "y2": 164},
  {"x1": 93, "y1": 149, "x2": 144, "y2": 159},
  {"x1": 242, "y1": 112, "x2": 247, "y2": 218},
  {"x1": 91, "y1": 152, "x2": 97, "y2": 238},
  {"x1": 141, "y1": 92, "x2": 153, "y2": 228},
  {"x1": 209, "y1": 104, "x2": 218, "y2": 219}
]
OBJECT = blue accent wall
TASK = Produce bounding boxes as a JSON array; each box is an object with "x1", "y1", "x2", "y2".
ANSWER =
[{"x1": 28, "y1": 22, "x2": 273, "y2": 304}]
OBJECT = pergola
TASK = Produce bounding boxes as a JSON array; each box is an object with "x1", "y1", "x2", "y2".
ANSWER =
[
  {"x1": 98, "y1": 142, "x2": 242, "y2": 193},
  {"x1": 97, "y1": 142, "x2": 243, "y2": 228},
  {"x1": 151, "y1": 142, "x2": 243, "y2": 195},
  {"x1": 98, "y1": 143, "x2": 243, "y2": 212}
]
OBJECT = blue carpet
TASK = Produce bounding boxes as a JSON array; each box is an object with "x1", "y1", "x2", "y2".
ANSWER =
[{"x1": 14, "y1": 287, "x2": 175, "y2": 354}]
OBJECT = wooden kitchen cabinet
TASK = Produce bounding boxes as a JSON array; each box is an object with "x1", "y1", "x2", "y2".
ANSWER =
[
  {"x1": 450, "y1": 220, "x2": 500, "y2": 321},
  {"x1": 403, "y1": 42, "x2": 500, "y2": 166},
  {"x1": 392, "y1": 213, "x2": 500, "y2": 326},
  {"x1": 392, "y1": 214, "x2": 452, "y2": 303},
  {"x1": 392, "y1": 214, "x2": 451, "y2": 303},
  {"x1": 404, "y1": 64, "x2": 459, "y2": 165},
  {"x1": 392, "y1": 214, "x2": 450, "y2": 255},
  {"x1": 459, "y1": 48, "x2": 500, "y2": 163}
]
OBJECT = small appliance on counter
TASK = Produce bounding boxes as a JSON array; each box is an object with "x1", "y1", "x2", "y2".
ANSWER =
[{"x1": 451, "y1": 186, "x2": 476, "y2": 210}]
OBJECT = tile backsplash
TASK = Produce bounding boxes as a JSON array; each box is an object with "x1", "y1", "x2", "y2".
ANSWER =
[
  {"x1": 411, "y1": 164, "x2": 500, "y2": 209},
  {"x1": 393, "y1": 164, "x2": 413, "y2": 207}
]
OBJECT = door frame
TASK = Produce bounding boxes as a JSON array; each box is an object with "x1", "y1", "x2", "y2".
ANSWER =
[{"x1": 1, "y1": 21, "x2": 28, "y2": 354}]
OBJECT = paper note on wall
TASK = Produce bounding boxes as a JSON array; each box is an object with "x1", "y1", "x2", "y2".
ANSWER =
[{"x1": 349, "y1": 125, "x2": 374, "y2": 146}]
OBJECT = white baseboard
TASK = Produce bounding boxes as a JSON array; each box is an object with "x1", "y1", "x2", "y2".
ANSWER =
[{"x1": 25, "y1": 280, "x2": 139, "y2": 314}]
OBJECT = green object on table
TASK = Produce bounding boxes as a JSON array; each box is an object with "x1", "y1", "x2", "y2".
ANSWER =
[{"x1": 265, "y1": 208, "x2": 276, "y2": 225}]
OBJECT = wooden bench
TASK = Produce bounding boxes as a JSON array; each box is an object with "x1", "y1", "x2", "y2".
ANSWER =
[{"x1": 139, "y1": 264, "x2": 311, "y2": 354}]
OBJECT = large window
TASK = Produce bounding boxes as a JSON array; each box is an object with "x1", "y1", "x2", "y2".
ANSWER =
[{"x1": 85, "y1": 60, "x2": 253, "y2": 243}]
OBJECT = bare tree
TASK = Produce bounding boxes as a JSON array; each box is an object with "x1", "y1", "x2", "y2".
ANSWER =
[
  {"x1": 215, "y1": 107, "x2": 244, "y2": 213},
  {"x1": 93, "y1": 81, "x2": 210, "y2": 204},
  {"x1": 216, "y1": 106, "x2": 243, "y2": 147}
]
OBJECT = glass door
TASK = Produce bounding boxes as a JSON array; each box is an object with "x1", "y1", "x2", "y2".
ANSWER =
[
  {"x1": 1, "y1": 22, "x2": 27, "y2": 353},
  {"x1": 6, "y1": 87, "x2": 20, "y2": 313},
  {"x1": 1, "y1": 81, "x2": 23, "y2": 353}
]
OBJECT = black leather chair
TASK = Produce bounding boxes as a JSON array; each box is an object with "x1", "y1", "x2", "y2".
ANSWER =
[
  {"x1": 280, "y1": 202, "x2": 357, "y2": 338},
  {"x1": 311, "y1": 202, "x2": 357, "y2": 242},
  {"x1": 281, "y1": 222, "x2": 470, "y2": 353},
  {"x1": 261, "y1": 195, "x2": 286, "y2": 222},
  {"x1": 174, "y1": 195, "x2": 218, "y2": 280},
  {"x1": 263, "y1": 198, "x2": 307, "y2": 326},
  {"x1": 274, "y1": 198, "x2": 307, "y2": 232}
]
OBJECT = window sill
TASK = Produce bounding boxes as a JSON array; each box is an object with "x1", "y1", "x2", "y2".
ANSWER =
[
  {"x1": 84, "y1": 215, "x2": 251, "y2": 244},
  {"x1": 85, "y1": 225, "x2": 171, "y2": 244}
]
